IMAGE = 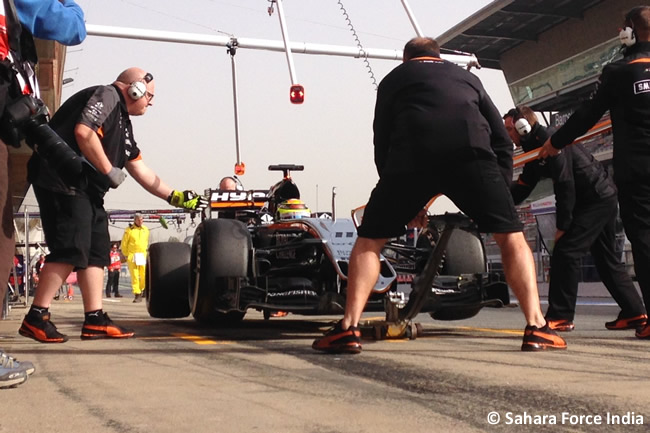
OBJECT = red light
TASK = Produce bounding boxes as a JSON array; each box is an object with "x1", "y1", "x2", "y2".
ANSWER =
[
  {"x1": 290, "y1": 84, "x2": 304, "y2": 104},
  {"x1": 235, "y1": 162, "x2": 246, "y2": 175}
]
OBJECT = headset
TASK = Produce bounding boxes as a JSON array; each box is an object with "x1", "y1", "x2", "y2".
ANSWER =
[
  {"x1": 220, "y1": 176, "x2": 244, "y2": 191},
  {"x1": 620, "y1": 26, "x2": 636, "y2": 47},
  {"x1": 127, "y1": 72, "x2": 154, "y2": 100},
  {"x1": 511, "y1": 107, "x2": 532, "y2": 136}
]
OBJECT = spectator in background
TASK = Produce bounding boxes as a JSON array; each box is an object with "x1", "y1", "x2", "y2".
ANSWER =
[
  {"x1": 105, "y1": 243, "x2": 122, "y2": 298},
  {"x1": 121, "y1": 214, "x2": 149, "y2": 303}
]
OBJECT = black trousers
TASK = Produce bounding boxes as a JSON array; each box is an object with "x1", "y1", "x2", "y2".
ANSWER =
[
  {"x1": 105, "y1": 270, "x2": 120, "y2": 296},
  {"x1": 546, "y1": 194, "x2": 645, "y2": 321},
  {"x1": 618, "y1": 178, "x2": 650, "y2": 315}
]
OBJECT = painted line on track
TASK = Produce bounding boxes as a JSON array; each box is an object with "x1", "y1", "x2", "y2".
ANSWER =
[{"x1": 172, "y1": 332, "x2": 234, "y2": 345}]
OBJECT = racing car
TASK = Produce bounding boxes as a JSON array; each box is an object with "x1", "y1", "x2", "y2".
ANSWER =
[{"x1": 145, "y1": 164, "x2": 509, "y2": 325}]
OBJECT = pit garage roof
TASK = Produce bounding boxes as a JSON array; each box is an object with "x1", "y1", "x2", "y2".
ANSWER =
[{"x1": 437, "y1": 0, "x2": 605, "y2": 70}]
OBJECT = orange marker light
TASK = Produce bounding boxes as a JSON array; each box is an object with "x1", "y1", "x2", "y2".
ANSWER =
[
  {"x1": 290, "y1": 84, "x2": 304, "y2": 104},
  {"x1": 235, "y1": 162, "x2": 246, "y2": 175}
]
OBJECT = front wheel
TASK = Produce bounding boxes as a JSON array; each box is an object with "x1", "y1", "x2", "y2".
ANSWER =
[{"x1": 189, "y1": 219, "x2": 250, "y2": 324}]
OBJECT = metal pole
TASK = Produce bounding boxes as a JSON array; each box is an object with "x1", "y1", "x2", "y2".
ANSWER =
[
  {"x1": 331, "y1": 187, "x2": 337, "y2": 221},
  {"x1": 400, "y1": 0, "x2": 424, "y2": 37},
  {"x1": 274, "y1": 0, "x2": 299, "y2": 85},
  {"x1": 228, "y1": 40, "x2": 242, "y2": 166},
  {"x1": 1, "y1": 280, "x2": 7, "y2": 319},
  {"x1": 85, "y1": 24, "x2": 478, "y2": 68},
  {"x1": 23, "y1": 208, "x2": 30, "y2": 305}
]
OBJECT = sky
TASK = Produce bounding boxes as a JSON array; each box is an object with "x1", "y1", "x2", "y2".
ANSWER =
[{"x1": 24, "y1": 0, "x2": 516, "y2": 241}]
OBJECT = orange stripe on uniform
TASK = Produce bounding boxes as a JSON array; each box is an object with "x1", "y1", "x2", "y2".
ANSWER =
[
  {"x1": 97, "y1": 126, "x2": 104, "y2": 138},
  {"x1": 410, "y1": 56, "x2": 442, "y2": 61}
]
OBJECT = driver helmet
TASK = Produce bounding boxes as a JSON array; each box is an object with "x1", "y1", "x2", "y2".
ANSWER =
[{"x1": 276, "y1": 199, "x2": 311, "y2": 220}]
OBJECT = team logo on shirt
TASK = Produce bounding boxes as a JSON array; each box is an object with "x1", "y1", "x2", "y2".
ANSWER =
[
  {"x1": 86, "y1": 101, "x2": 104, "y2": 123},
  {"x1": 633, "y1": 79, "x2": 650, "y2": 94}
]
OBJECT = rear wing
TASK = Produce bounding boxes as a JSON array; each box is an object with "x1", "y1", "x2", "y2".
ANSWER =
[{"x1": 208, "y1": 189, "x2": 270, "y2": 211}]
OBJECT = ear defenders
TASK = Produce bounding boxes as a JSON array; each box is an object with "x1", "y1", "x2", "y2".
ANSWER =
[
  {"x1": 619, "y1": 26, "x2": 636, "y2": 47},
  {"x1": 128, "y1": 72, "x2": 154, "y2": 100},
  {"x1": 515, "y1": 118, "x2": 532, "y2": 136},
  {"x1": 511, "y1": 107, "x2": 532, "y2": 136}
]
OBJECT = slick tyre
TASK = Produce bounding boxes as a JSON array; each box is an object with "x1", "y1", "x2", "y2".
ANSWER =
[
  {"x1": 146, "y1": 242, "x2": 191, "y2": 318},
  {"x1": 190, "y1": 219, "x2": 250, "y2": 324},
  {"x1": 442, "y1": 228, "x2": 486, "y2": 275}
]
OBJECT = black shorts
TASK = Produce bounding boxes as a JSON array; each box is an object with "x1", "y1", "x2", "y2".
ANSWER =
[
  {"x1": 357, "y1": 158, "x2": 523, "y2": 239},
  {"x1": 34, "y1": 186, "x2": 110, "y2": 269}
]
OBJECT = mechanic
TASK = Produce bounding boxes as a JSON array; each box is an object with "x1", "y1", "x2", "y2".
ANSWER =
[
  {"x1": 0, "y1": 0, "x2": 86, "y2": 387},
  {"x1": 505, "y1": 106, "x2": 646, "y2": 333},
  {"x1": 539, "y1": 6, "x2": 650, "y2": 340},
  {"x1": 313, "y1": 37, "x2": 566, "y2": 354},
  {"x1": 219, "y1": 176, "x2": 238, "y2": 191},
  {"x1": 19, "y1": 67, "x2": 208, "y2": 343},
  {"x1": 121, "y1": 214, "x2": 149, "y2": 303}
]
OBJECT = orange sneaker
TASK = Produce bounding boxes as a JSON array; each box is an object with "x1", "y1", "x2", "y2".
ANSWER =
[
  {"x1": 270, "y1": 311, "x2": 289, "y2": 318},
  {"x1": 546, "y1": 319, "x2": 575, "y2": 332},
  {"x1": 605, "y1": 314, "x2": 647, "y2": 330},
  {"x1": 81, "y1": 312, "x2": 134, "y2": 340},
  {"x1": 19, "y1": 313, "x2": 68, "y2": 343},
  {"x1": 312, "y1": 321, "x2": 362, "y2": 354},
  {"x1": 521, "y1": 323, "x2": 567, "y2": 351}
]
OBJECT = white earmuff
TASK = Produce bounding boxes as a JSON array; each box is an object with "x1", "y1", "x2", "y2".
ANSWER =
[
  {"x1": 128, "y1": 81, "x2": 147, "y2": 100},
  {"x1": 515, "y1": 118, "x2": 532, "y2": 136},
  {"x1": 619, "y1": 26, "x2": 636, "y2": 47}
]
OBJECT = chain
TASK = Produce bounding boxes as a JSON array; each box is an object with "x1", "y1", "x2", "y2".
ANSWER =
[{"x1": 337, "y1": 0, "x2": 378, "y2": 90}]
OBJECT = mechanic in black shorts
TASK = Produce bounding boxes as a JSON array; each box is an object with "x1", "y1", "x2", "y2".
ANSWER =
[
  {"x1": 313, "y1": 37, "x2": 566, "y2": 354},
  {"x1": 19, "y1": 67, "x2": 208, "y2": 343},
  {"x1": 539, "y1": 6, "x2": 650, "y2": 339}
]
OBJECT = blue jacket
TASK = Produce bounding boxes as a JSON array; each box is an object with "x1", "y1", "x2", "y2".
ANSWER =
[{"x1": 15, "y1": 0, "x2": 86, "y2": 45}]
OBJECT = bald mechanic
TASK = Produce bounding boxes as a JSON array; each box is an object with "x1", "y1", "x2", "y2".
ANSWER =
[
  {"x1": 539, "y1": 6, "x2": 650, "y2": 340},
  {"x1": 313, "y1": 37, "x2": 566, "y2": 354},
  {"x1": 20, "y1": 67, "x2": 208, "y2": 343}
]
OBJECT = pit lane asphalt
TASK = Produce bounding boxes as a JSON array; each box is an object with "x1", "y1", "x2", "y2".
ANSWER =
[{"x1": 1, "y1": 293, "x2": 648, "y2": 433}]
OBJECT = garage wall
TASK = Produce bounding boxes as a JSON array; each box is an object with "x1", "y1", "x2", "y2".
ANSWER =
[{"x1": 501, "y1": 0, "x2": 640, "y2": 83}]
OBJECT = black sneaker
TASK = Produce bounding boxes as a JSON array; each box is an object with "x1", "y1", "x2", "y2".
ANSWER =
[
  {"x1": 80, "y1": 312, "x2": 134, "y2": 340},
  {"x1": 312, "y1": 320, "x2": 362, "y2": 354},
  {"x1": 19, "y1": 313, "x2": 69, "y2": 343},
  {"x1": 521, "y1": 323, "x2": 567, "y2": 352}
]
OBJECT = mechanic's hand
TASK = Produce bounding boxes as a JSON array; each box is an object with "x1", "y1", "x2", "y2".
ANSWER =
[
  {"x1": 407, "y1": 208, "x2": 428, "y2": 229},
  {"x1": 167, "y1": 190, "x2": 208, "y2": 212},
  {"x1": 538, "y1": 138, "x2": 561, "y2": 159},
  {"x1": 106, "y1": 166, "x2": 127, "y2": 188},
  {"x1": 555, "y1": 229, "x2": 565, "y2": 242}
]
